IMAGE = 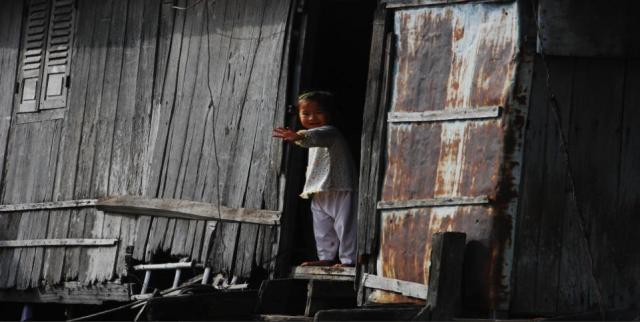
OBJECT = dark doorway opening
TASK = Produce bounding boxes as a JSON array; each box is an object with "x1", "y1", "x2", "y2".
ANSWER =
[{"x1": 289, "y1": 0, "x2": 377, "y2": 265}]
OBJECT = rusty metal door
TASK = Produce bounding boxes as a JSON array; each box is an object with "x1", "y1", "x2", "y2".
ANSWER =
[{"x1": 370, "y1": 0, "x2": 528, "y2": 310}]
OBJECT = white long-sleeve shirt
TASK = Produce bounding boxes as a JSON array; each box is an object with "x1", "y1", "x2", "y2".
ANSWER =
[{"x1": 295, "y1": 125, "x2": 356, "y2": 199}]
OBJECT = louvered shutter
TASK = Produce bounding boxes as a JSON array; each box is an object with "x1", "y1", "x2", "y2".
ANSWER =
[
  {"x1": 18, "y1": 0, "x2": 50, "y2": 113},
  {"x1": 40, "y1": 0, "x2": 73, "y2": 110}
]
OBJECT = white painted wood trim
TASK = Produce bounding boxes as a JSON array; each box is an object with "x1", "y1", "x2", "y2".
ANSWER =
[
  {"x1": 0, "y1": 238, "x2": 118, "y2": 247},
  {"x1": 0, "y1": 199, "x2": 97, "y2": 212},
  {"x1": 387, "y1": 106, "x2": 501, "y2": 123},
  {"x1": 377, "y1": 195, "x2": 490, "y2": 210},
  {"x1": 361, "y1": 273, "x2": 428, "y2": 300}
]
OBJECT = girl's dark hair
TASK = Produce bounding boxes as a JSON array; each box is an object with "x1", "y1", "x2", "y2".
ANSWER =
[{"x1": 297, "y1": 91, "x2": 335, "y2": 114}]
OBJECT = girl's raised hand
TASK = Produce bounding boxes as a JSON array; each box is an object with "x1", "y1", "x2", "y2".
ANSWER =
[{"x1": 272, "y1": 127, "x2": 302, "y2": 142}]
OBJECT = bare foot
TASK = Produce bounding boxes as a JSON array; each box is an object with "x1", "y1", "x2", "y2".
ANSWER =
[
  {"x1": 300, "y1": 260, "x2": 336, "y2": 267},
  {"x1": 332, "y1": 263, "x2": 355, "y2": 268}
]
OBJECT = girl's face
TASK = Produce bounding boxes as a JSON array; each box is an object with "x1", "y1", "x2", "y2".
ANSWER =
[{"x1": 298, "y1": 99, "x2": 328, "y2": 129}]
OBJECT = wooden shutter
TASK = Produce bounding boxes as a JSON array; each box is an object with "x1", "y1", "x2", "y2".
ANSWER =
[
  {"x1": 40, "y1": 0, "x2": 74, "y2": 110},
  {"x1": 18, "y1": 0, "x2": 50, "y2": 113}
]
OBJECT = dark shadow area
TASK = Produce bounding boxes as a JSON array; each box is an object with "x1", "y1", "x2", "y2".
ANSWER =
[{"x1": 291, "y1": 0, "x2": 376, "y2": 264}]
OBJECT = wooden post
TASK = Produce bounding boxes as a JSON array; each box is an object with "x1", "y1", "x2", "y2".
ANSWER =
[
  {"x1": 202, "y1": 267, "x2": 211, "y2": 285},
  {"x1": 172, "y1": 269, "x2": 182, "y2": 288},
  {"x1": 141, "y1": 271, "x2": 151, "y2": 295},
  {"x1": 416, "y1": 232, "x2": 466, "y2": 321}
]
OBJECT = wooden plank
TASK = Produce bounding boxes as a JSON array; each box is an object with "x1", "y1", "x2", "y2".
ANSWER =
[
  {"x1": 423, "y1": 232, "x2": 466, "y2": 321},
  {"x1": 0, "y1": 199, "x2": 96, "y2": 212},
  {"x1": 208, "y1": 222, "x2": 240, "y2": 273},
  {"x1": 158, "y1": 0, "x2": 202, "y2": 200},
  {"x1": 69, "y1": 0, "x2": 113, "y2": 285},
  {"x1": 383, "y1": 0, "x2": 512, "y2": 8},
  {"x1": 387, "y1": 106, "x2": 501, "y2": 123},
  {"x1": 532, "y1": 57, "x2": 574, "y2": 313},
  {"x1": 63, "y1": 209, "x2": 86, "y2": 282},
  {"x1": 355, "y1": 5, "x2": 387, "y2": 302},
  {"x1": 376, "y1": 195, "x2": 489, "y2": 210},
  {"x1": 0, "y1": 238, "x2": 118, "y2": 247},
  {"x1": 42, "y1": 209, "x2": 70, "y2": 285},
  {"x1": 233, "y1": 223, "x2": 260, "y2": 277},
  {"x1": 126, "y1": 0, "x2": 161, "y2": 195},
  {"x1": 97, "y1": 196, "x2": 281, "y2": 225},
  {"x1": 143, "y1": 0, "x2": 184, "y2": 197},
  {"x1": 91, "y1": 0, "x2": 127, "y2": 197},
  {"x1": 133, "y1": 262, "x2": 194, "y2": 270},
  {"x1": 0, "y1": 282, "x2": 131, "y2": 304},
  {"x1": 563, "y1": 58, "x2": 625, "y2": 312},
  {"x1": 79, "y1": 208, "x2": 105, "y2": 284},
  {"x1": 107, "y1": 0, "x2": 143, "y2": 196},
  {"x1": 361, "y1": 273, "x2": 428, "y2": 300},
  {"x1": 614, "y1": 60, "x2": 640, "y2": 310},
  {"x1": 54, "y1": 0, "x2": 98, "y2": 285},
  {"x1": 511, "y1": 56, "x2": 553, "y2": 314},
  {"x1": 72, "y1": 0, "x2": 111, "y2": 200},
  {"x1": 292, "y1": 266, "x2": 356, "y2": 281},
  {"x1": 0, "y1": 0, "x2": 23, "y2": 190}
]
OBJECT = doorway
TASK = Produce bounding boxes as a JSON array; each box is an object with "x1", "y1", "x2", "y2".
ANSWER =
[{"x1": 289, "y1": 0, "x2": 377, "y2": 265}]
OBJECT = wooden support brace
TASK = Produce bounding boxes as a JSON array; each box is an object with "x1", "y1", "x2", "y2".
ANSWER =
[
  {"x1": 360, "y1": 273, "x2": 429, "y2": 300},
  {"x1": 416, "y1": 232, "x2": 467, "y2": 321},
  {"x1": 0, "y1": 238, "x2": 118, "y2": 247}
]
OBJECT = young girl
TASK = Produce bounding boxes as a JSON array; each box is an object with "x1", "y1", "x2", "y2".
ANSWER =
[{"x1": 272, "y1": 91, "x2": 356, "y2": 267}]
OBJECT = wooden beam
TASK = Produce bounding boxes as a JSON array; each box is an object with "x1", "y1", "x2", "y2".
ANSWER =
[
  {"x1": 0, "y1": 238, "x2": 118, "y2": 248},
  {"x1": 292, "y1": 266, "x2": 355, "y2": 281},
  {"x1": 387, "y1": 106, "x2": 501, "y2": 123},
  {"x1": 0, "y1": 199, "x2": 97, "y2": 212},
  {"x1": 133, "y1": 262, "x2": 194, "y2": 271},
  {"x1": 96, "y1": 196, "x2": 280, "y2": 225},
  {"x1": 377, "y1": 195, "x2": 490, "y2": 210},
  {"x1": 15, "y1": 108, "x2": 66, "y2": 124},
  {"x1": 361, "y1": 273, "x2": 428, "y2": 300},
  {"x1": 382, "y1": 0, "x2": 513, "y2": 9},
  {"x1": 0, "y1": 282, "x2": 131, "y2": 304}
]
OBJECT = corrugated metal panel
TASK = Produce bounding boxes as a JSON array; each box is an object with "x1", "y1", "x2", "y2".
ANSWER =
[{"x1": 372, "y1": 1, "x2": 520, "y2": 308}]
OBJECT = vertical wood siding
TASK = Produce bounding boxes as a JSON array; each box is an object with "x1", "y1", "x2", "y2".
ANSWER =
[
  {"x1": 512, "y1": 57, "x2": 640, "y2": 315},
  {"x1": 0, "y1": 0, "x2": 290, "y2": 290}
]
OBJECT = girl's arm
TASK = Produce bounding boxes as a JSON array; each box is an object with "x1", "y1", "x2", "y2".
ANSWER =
[
  {"x1": 293, "y1": 126, "x2": 338, "y2": 148},
  {"x1": 272, "y1": 127, "x2": 303, "y2": 142},
  {"x1": 272, "y1": 126, "x2": 338, "y2": 147}
]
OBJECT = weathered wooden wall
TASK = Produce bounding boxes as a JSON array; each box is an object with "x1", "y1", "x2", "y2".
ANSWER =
[
  {"x1": 512, "y1": 56, "x2": 640, "y2": 314},
  {"x1": 0, "y1": 0, "x2": 291, "y2": 292}
]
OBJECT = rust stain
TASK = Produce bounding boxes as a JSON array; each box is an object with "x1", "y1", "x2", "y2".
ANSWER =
[{"x1": 454, "y1": 26, "x2": 465, "y2": 41}]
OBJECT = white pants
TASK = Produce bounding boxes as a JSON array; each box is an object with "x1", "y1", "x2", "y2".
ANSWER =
[{"x1": 310, "y1": 191, "x2": 356, "y2": 265}]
